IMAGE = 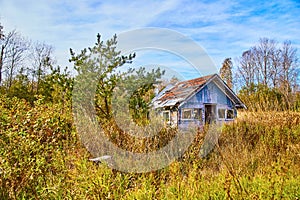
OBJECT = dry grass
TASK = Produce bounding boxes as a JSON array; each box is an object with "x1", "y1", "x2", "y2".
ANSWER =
[{"x1": 1, "y1": 96, "x2": 300, "y2": 199}]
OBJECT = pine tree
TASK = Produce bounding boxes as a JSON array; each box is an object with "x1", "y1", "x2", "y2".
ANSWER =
[
  {"x1": 70, "y1": 33, "x2": 163, "y2": 124},
  {"x1": 219, "y1": 58, "x2": 233, "y2": 89}
]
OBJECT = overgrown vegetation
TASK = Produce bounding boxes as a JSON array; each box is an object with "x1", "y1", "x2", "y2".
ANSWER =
[
  {"x1": 1, "y1": 96, "x2": 300, "y2": 199},
  {"x1": 1, "y1": 22, "x2": 300, "y2": 199}
]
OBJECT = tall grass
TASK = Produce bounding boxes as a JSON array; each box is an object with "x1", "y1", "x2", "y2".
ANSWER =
[{"x1": 1, "y1": 95, "x2": 300, "y2": 199}]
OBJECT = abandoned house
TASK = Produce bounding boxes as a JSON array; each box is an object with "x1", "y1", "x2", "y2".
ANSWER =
[{"x1": 152, "y1": 74, "x2": 246, "y2": 128}]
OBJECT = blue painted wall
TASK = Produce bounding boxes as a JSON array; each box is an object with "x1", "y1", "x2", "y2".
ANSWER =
[{"x1": 178, "y1": 81, "x2": 236, "y2": 128}]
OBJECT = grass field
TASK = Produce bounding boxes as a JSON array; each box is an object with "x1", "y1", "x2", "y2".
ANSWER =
[{"x1": 1, "y1": 96, "x2": 300, "y2": 199}]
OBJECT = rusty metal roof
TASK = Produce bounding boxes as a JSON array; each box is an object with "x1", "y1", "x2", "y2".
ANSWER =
[
  {"x1": 153, "y1": 74, "x2": 247, "y2": 109},
  {"x1": 153, "y1": 74, "x2": 214, "y2": 108}
]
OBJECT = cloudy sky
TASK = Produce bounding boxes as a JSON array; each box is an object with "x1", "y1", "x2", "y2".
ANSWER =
[{"x1": 1, "y1": 0, "x2": 299, "y2": 79}]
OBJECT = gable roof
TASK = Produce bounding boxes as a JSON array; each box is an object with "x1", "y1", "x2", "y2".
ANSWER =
[{"x1": 153, "y1": 74, "x2": 246, "y2": 109}]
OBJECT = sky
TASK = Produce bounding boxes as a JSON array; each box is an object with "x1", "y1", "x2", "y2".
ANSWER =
[{"x1": 0, "y1": 0, "x2": 300, "y2": 80}]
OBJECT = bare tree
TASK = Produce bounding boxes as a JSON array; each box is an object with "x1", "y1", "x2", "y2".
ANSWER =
[
  {"x1": 252, "y1": 38, "x2": 277, "y2": 86},
  {"x1": 0, "y1": 23, "x2": 6, "y2": 85},
  {"x1": 269, "y1": 48, "x2": 282, "y2": 88},
  {"x1": 0, "y1": 23, "x2": 3, "y2": 39},
  {"x1": 29, "y1": 41, "x2": 55, "y2": 92},
  {"x1": 236, "y1": 38, "x2": 299, "y2": 89},
  {"x1": 3, "y1": 30, "x2": 30, "y2": 89},
  {"x1": 236, "y1": 38, "x2": 299, "y2": 108},
  {"x1": 237, "y1": 49, "x2": 256, "y2": 88},
  {"x1": 279, "y1": 40, "x2": 298, "y2": 96}
]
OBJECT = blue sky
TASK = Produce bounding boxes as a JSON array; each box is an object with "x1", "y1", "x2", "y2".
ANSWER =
[{"x1": 0, "y1": 0, "x2": 299, "y2": 79}]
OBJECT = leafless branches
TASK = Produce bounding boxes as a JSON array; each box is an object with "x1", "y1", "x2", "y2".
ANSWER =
[{"x1": 236, "y1": 38, "x2": 299, "y2": 96}]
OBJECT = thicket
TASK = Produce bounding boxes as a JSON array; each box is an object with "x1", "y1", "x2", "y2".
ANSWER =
[
  {"x1": 1, "y1": 95, "x2": 300, "y2": 199},
  {"x1": 238, "y1": 83, "x2": 300, "y2": 111}
]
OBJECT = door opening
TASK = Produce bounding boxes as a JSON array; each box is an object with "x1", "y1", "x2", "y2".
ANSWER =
[{"x1": 205, "y1": 104, "x2": 216, "y2": 124}]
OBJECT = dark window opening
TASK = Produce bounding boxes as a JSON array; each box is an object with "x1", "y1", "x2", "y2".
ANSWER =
[
  {"x1": 182, "y1": 109, "x2": 192, "y2": 119},
  {"x1": 227, "y1": 109, "x2": 234, "y2": 119},
  {"x1": 218, "y1": 109, "x2": 226, "y2": 119},
  {"x1": 163, "y1": 111, "x2": 170, "y2": 122},
  {"x1": 193, "y1": 108, "x2": 202, "y2": 120}
]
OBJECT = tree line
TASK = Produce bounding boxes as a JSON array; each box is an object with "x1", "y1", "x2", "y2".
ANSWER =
[
  {"x1": 0, "y1": 23, "x2": 72, "y2": 104},
  {"x1": 1, "y1": 21, "x2": 299, "y2": 112},
  {"x1": 0, "y1": 22, "x2": 163, "y2": 124},
  {"x1": 220, "y1": 38, "x2": 299, "y2": 111}
]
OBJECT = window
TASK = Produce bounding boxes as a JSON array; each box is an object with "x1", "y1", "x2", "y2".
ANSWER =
[
  {"x1": 218, "y1": 109, "x2": 226, "y2": 119},
  {"x1": 182, "y1": 109, "x2": 192, "y2": 119},
  {"x1": 182, "y1": 108, "x2": 202, "y2": 120},
  {"x1": 162, "y1": 111, "x2": 170, "y2": 122},
  {"x1": 193, "y1": 108, "x2": 202, "y2": 120},
  {"x1": 227, "y1": 109, "x2": 234, "y2": 119},
  {"x1": 218, "y1": 108, "x2": 235, "y2": 120}
]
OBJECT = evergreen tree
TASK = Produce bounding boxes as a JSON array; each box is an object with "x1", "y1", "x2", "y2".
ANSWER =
[
  {"x1": 219, "y1": 58, "x2": 233, "y2": 89},
  {"x1": 70, "y1": 33, "x2": 163, "y2": 124}
]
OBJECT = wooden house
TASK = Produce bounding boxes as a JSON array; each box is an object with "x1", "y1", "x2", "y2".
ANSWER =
[{"x1": 152, "y1": 74, "x2": 246, "y2": 128}]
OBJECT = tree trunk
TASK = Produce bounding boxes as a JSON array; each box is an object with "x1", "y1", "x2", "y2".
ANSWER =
[
  {"x1": 0, "y1": 45, "x2": 4, "y2": 84},
  {"x1": 8, "y1": 58, "x2": 15, "y2": 90}
]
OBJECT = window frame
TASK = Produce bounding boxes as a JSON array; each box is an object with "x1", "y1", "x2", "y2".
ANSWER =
[
  {"x1": 181, "y1": 108, "x2": 203, "y2": 121},
  {"x1": 193, "y1": 108, "x2": 202, "y2": 120},
  {"x1": 162, "y1": 110, "x2": 171, "y2": 122},
  {"x1": 217, "y1": 108, "x2": 235, "y2": 120},
  {"x1": 182, "y1": 108, "x2": 193, "y2": 120},
  {"x1": 226, "y1": 109, "x2": 234, "y2": 120}
]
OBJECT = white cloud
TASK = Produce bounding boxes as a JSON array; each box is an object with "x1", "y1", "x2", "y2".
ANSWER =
[
  {"x1": 0, "y1": 0, "x2": 299, "y2": 77},
  {"x1": 0, "y1": 0, "x2": 181, "y2": 68}
]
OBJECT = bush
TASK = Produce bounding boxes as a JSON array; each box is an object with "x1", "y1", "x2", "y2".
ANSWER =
[
  {"x1": 0, "y1": 95, "x2": 75, "y2": 199},
  {"x1": 1, "y1": 94, "x2": 300, "y2": 199}
]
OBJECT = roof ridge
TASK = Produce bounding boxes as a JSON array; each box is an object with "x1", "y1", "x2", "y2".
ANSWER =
[{"x1": 176, "y1": 73, "x2": 216, "y2": 85}]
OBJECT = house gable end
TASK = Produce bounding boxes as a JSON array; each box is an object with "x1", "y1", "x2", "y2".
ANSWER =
[
  {"x1": 178, "y1": 74, "x2": 244, "y2": 109},
  {"x1": 211, "y1": 75, "x2": 246, "y2": 109}
]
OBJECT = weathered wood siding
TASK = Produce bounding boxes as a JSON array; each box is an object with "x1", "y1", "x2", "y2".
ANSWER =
[{"x1": 177, "y1": 82, "x2": 236, "y2": 129}]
